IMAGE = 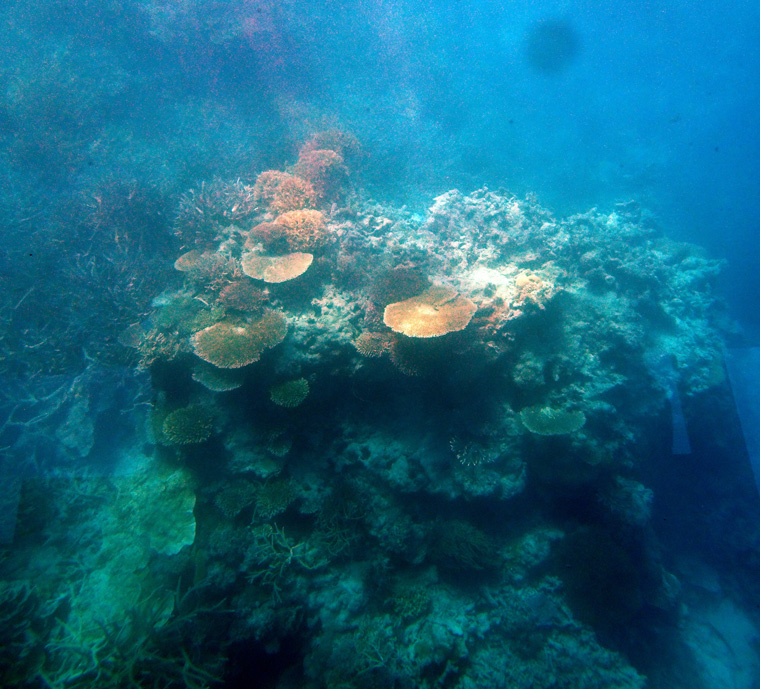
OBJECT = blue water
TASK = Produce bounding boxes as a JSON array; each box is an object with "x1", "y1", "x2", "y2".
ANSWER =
[{"x1": 1, "y1": 1, "x2": 759, "y2": 687}]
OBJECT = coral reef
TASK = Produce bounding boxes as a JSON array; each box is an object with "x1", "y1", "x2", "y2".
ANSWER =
[{"x1": 3, "y1": 135, "x2": 740, "y2": 689}]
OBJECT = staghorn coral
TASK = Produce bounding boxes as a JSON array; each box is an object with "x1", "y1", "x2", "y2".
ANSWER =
[
  {"x1": 0, "y1": 580, "x2": 63, "y2": 687},
  {"x1": 384, "y1": 285, "x2": 477, "y2": 338},
  {"x1": 241, "y1": 252, "x2": 314, "y2": 283},
  {"x1": 161, "y1": 405, "x2": 215, "y2": 445},
  {"x1": 174, "y1": 250, "x2": 243, "y2": 294},
  {"x1": 520, "y1": 406, "x2": 586, "y2": 436},
  {"x1": 191, "y1": 311, "x2": 287, "y2": 368},
  {"x1": 175, "y1": 178, "x2": 257, "y2": 248},
  {"x1": 274, "y1": 209, "x2": 329, "y2": 252},
  {"x1": 269, "y1": 378, "x2": 310, "y2": 407}
]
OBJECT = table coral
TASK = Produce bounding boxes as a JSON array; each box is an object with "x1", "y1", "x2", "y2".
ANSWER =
[
  {"x1": 241, "y1": 251, "x2": 313, "y2": 283},
  {"x1": 383, "y1": 285, "x2": 477, "y2": 338},
  {"x1": 191, "y1": 311, "x2": 287, "y2": 368},
  {"x1": 269, "y1": 377, "x2": 310, "y2": 407},
  {"x1": 161, "y1": 405, "x2": 215, "y2": 445}
]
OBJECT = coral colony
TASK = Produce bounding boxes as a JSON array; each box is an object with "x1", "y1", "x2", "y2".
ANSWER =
[{"x1": 3, "y1": 131, "x2": 730, "y2": 687}]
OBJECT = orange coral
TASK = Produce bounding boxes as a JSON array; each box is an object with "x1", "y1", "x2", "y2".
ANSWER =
[
  {"x1": 354, "y1": 332, "x2": 395, "y2": 358},
  {"x1": 245, "y1": 221, "x2": 288, "y2": 253},
  {"x1": 301, "y1": 130, "x2": 362, "y2": 161},
  {"x1": 292, "y1": 149, "x2": 348, "y2": 203},
  {"x1": 241, "y1": 252, "x2": 313, "y2": 283},
  {"x1": 252, "y1": 171, "x2": 289, "y2": 207},
  {"x1": 274, "y1": 210, "x2": 329, "y2": 252},
  {"x1": 271, "y1": 175, "x2": 316, "y2": 215},
  {"x1": 218, "y1": 280, "x2": 267, "y2": 313},
  {"x1": 383, "y1": 286, "x2": 477, "y2": 338},
  {"x1": 174, "y1": 249, "x2": 204, "y2": 272},
  {"x1": 252, "y1": 171, "x2": 316, "y2": 215},
  {"x1": 191, "y1": 311, "x2": 287, "y2": 368}
]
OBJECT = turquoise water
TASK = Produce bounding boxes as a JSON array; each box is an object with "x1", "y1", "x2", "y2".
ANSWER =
[{"x1": 1, "y1": 2, "x2": 759, "y2": 687}]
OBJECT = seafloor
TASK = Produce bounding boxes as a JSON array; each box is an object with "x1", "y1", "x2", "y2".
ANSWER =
[{"x1": 2, "y1": 132, "x2": 759, "y2": 689}]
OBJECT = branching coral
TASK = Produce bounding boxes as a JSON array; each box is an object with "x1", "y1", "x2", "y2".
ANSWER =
[
  {"x1": 174, "y1": 250, "x2": 242, "y2": 293},
  {"x1": 292, "y1": 149, "x2": 348, "y2": 203},
  {"x1": 252, "y1": 171, "x2": 316, "y2": 214},
  {"x1": 274, "y1": 209, "x2": 328, "y2": 252},
  {"x1": 175, "y1": 178, "x2": 257, "y2": 248}
]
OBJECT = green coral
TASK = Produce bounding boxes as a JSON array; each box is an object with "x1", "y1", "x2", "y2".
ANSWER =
[
  {"x1": 269, "y1": 377, "x2": 310, "y2": 407},
  {"x1": 432, "y1": 519, "x2": 502, "y2": 571},
  {"x1": 520, "y1": 405, "x2": 586, "y2": 436},
  {"x1": 161, "y1": 406, "x2": 215, "y2": 445}
]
